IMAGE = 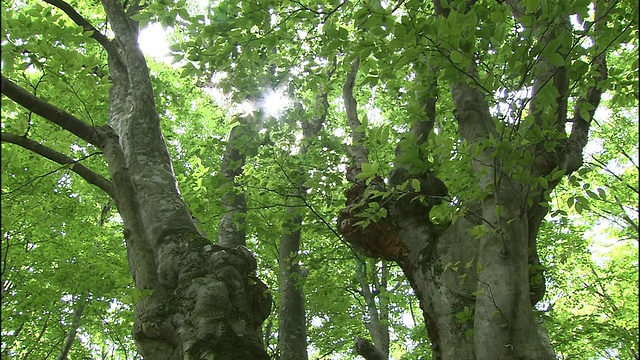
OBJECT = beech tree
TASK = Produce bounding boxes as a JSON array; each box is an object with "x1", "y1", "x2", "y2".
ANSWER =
[
  {"x1": 2, "y1": 0, "x2": 272, "y2": 358},
  {"x1": 1, "y1": 0, "x2": 637, "y2": 359}
]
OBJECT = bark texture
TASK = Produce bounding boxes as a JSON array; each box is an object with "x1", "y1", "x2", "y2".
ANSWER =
[
  {"x1": 278, "y1": 207, "x2": 308, "y2": 360},
  {"x1": 56, "y1": 295, "x2": 87, "y2": 360},
  {"x1": 355, "y1": 337, "x2": 387, "y2": 360},
  {"x1": 218, "y1": 122, "x2": 251, "y2": 248},
  {"x1": 99, "y1": 2, "x2": 272, "y2": 357}
]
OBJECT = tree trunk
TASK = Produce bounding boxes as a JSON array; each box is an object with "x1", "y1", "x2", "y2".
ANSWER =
[
  {"x1": 218, "y1": 123, "x2": 251, "y2": 248},
  {"x1": 354, "y1": 259, "x2": 389, "y2": 359},
  {"x1": 278, "y1": 75, "x2": 334, "y2": 359},
  {"x1": 56, "y1": 295, "x2": 87, "y2": 360},
  {"x1": 59, "y1": 1, "x2": 272, "y2": 358},
  {"x1": 336, "y1": 0, "x2": 608, "y2": 355},
  {"x1": 278, "y1": 207, "x2": 308, "y2": 360},
  {"x1": 0, "y1": 0, "x2": 273, "y2": 357}
]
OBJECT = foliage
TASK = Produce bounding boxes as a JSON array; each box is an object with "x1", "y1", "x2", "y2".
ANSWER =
[{"x1": 539, "y1": 101, "x2": 639, "y2": 360}]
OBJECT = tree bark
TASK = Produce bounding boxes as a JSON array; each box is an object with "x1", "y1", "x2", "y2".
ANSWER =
[
  {"x1": 355, "y1": 337, "x2": 387, "y2": 360},
  {"x1": 278, "y1": 207, "x2": 308, "y2": 360},
  {"x1": 218, "y1": 122, "x2": 251, "y2": 248},
  {"x1": 278, "y1": 70, "x2": 334, "y2": 359},
  {"x1": 99, "y1": 1, "x2": 272, "y2": 356}
]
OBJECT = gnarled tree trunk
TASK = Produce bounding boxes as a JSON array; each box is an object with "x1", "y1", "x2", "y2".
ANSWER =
[
  {"x1": 99, "y1": 2, "x2": 272, "y2": 358},
  {"x1": 336, "y1": 1, "x2": 608, "y2": 357}
]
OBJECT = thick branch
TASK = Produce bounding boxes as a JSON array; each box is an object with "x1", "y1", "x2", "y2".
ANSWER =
[
  {"x1": 278, "y1": 78, "x2": 336, "y2": 360},
  {"x1": 355, "y1": 259, "x2": 389, "y2": 359},
  {"x1": 410, "y1": 63, "x2": 437, "y2": 143},
  {"x1": 342, "y1": 56, "x2": 369, "y2": 181},
  {"x1": 394, "y1": 58, "x2": 439, "y2": 169},
  {"x1": 303, "y1": 58, "x2": 336, "y2": 140},
  {"x1": 431, "y1": 1, "x2": 496, "y2": 144},
  {"x1": 42, "y1": 0, "x2": 115, "y2": 54},
  {"x1": 1, "y1": 132, "x2": 115, "y2": 199},
  {"x1": 563, "y1": 1, "x2": 608, "y2": 174},
  {"x1": 218, "y1": 122, "x2": 250, "y2": 248},
  {"x1": 100, "y1": 0, "x2": 138, "y2": 49},
  {"x1": 98, "y1": 0, "x2": 195, "y2": 244},
  {"x1": 1, "y1": 75, "x2": 101, "y2": 147},
  {"x1": 448, "y1": 62, "x2": 497, "y2": 145},
  {"x1": 56, "y1": 295, "x2": 87, "y2": 360},
  {"x1": 354, "y1": 338, "x2": 386, "y2": 360},
  {"x1": 100, "y1": 0, "x2": 155, "y2": 104}
]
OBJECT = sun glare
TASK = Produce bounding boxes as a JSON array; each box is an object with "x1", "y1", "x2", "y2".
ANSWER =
[
  {"x1": 137, "y1": 24, "x2": 293, "y2": 119},
  {"x1": 138, "y1": 23, "x2": 171, "y2": 61},
  {"x1": 261, "y1": 89, "x2": 291, "y2": 119}
]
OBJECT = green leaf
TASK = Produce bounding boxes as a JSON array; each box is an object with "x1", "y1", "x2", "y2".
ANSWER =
[
  {"x1": 450, "y1": 50, "x2": 463, "y2": 64},
  {"x1": 490, "y1": 10, "x2": 504, "y2": 23},
  {"x1": 547, "y1": 52, "x2": 565, "y2": 67},
  {"x1": 411, "y1": 178, "x2": 421, "y2": 192},
  {"x1": 539, "y1": 177, "x2": 549, "y2": 189},
  {"x1": 596, "y1": 187, "x2": 607, "y2": 200}
]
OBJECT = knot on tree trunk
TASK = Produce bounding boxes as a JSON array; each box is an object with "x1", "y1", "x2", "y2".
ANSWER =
[
  {"x1": 142, "y1": 229, "x2": 272, "y2": 359},
  {"x1": 337, "y1": 177, "x2": 409, "y2": 263},
  {"x1": 337, "y1": 169, "x2": 449, "y2": 262},
  {"x1": 388, "y1": 168, "x2": 448, "y2": 220}
]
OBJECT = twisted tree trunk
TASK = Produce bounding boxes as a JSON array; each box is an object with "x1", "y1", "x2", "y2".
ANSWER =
[{"x1": 336, "y1": 1, "x2": 608, "y2": 356}]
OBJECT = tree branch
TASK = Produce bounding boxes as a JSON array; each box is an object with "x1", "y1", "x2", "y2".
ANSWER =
[
  {"x1": 588, "y1": 156, "x2": 639, "y2": 195},
  {"x1": 56, "y1": 294, "x2": 87, "y2": 360},
  {"x1": 100, "y1": 0, "x2": 154, "y2": 102},
  {"x1": 42, "y1": 0, "x2": 115, "y2": 54},
  {"x1": 303, "y1": 56, "x2": 336, "y2": 141},
  {"x1": 342, "y1": 56, "x2": 369, "y2": 181},
  {"x1": 394, "y1": 57, "x2": 439, "y2": 168},
  {"x1": 1, "y1": 75, "x2": 101, "y2": 147},
  {"x1": 354, "y1": 337, "x2": 386, "y2": 360},
  {"x1": 613, "y1": 195, "x2": 639, "y2": 235},
  {"x1": 563, "y1": 0, "x2": 608, "y2": 174},
  {"x1": 1, "y1": 132, "x2": 115, "y2": 199},
  {"x1": 218, "y1": 122, "x2": 249, "y2": 248}
]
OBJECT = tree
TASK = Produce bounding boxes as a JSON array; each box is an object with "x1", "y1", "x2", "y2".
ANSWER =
[
  {"x1": 2, "y1": 0, "x2": 637, "y2": 359},
  {"x1": 2, "y1": 0, "x2": 271, "y2": 358}
]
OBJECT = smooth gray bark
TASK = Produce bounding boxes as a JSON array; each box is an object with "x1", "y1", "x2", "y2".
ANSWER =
[
  {"x1": 278, "y1": 207, "x2": 308, "y2": 360},
  {"x1": 97, "y1": 1, "x2": 271, "y2": 353},
  {"x1": 278, "y1": 74, "x2": 333, "y2": 359},
  {"x1": 218, "y1": 123, "x2": 251, "y2": 248}
]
